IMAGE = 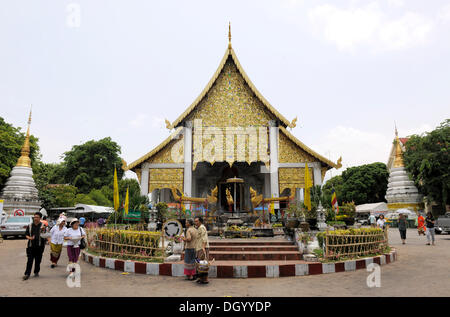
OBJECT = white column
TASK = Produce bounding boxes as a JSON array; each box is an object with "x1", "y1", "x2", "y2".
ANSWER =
[
  {"x1": 269, "y1": 121, "x2": 279, "y2": 209},
  {"x1": 313, "y1": 165, "x2": 323, "y2": 186},
  {"x1": 140, "y1": 163, "x2": 150, "y2": 196},
  {"x1": 183, "y1": 122, "x2": 192, "y2": 196}
]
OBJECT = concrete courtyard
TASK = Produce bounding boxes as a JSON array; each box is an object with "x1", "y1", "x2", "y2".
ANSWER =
[{"x1": 0, "y1": 228, "x2": 449, "y2": 297}]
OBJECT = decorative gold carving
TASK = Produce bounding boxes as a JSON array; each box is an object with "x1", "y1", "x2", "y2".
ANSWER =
[
  {"x1": 250, "y1": 186, "x2": 263, "y2": 209},
  {"x1": 187, "y1": 60, "x2": 276, "y2": 127},
  {"x1": 170, "y1": 46, "x2": 291, "y2": 129},
  {"x1": 288, "y1": 117, "x2": 298, "y2": 129},
  {"x1": 225, "y1": 188, "x2": 234, "y2": 206},
  {"x1": 147, "y1": 135, "x2": 184, "y2": 164},
  {"x1": 336, "y1": 157, "x2": 342, "y2": 169},
  {"x1": 207, "y1": 186, "x2": 218, "y2": 204},
  {"x1": 16, "y1": 109, "x2": 32, "y2": 168},
  {"x1": 149, "y1": 168, "x2": 183, "y2": 193},
  {"x1": 121, "y1": 159, "x2": 127, "y2": 171},
  {"x1": 393, "y1": 137, "x2": 404, "y2": 168},
  {"x1": 278, "y1": 131, "x2": 316, "y2": 163},
  {"x1": 278, "y1": 167, "x2": 313, "y2": 194},
  {"x1": 228, "y1": 22, "x2": 232, "y2": 49},
  {"x1": 165, "y1": 119, "x2": 172, "y2": 130}
]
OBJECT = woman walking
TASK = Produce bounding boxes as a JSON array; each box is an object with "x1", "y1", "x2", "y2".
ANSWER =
[
  {"x1": 398, "y1": 213, "x2": 408, "y2": 244},
  {"x1": 48, "y1": 219, "x2": 67, "y2": 268},
  {"x1": 182, "y1": 219, "x2": 197, "y2": 280},
  {"x1": 64, "y1": 218, "x2": 86, "y2": 272},
  {"x1": 425, "y1": 212, "x2": 436, "y2": 246}
]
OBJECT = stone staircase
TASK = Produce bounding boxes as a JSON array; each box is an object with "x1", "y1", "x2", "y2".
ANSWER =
[{"x1": 208, "y1": 240, "x2": 302, "y2": 261}]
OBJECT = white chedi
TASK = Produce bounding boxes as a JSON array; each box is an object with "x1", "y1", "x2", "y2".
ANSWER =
[
  {"x1": 385, "y1": 167, "x2": 422, "y2": 204},
  {"x1": 0, "y1": 166, "x2": 41, "y2": 215}
]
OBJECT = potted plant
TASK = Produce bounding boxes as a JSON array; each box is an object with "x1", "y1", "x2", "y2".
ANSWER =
[{"x1": 285, "y1": 202, "x2": 303, "y2": 228}]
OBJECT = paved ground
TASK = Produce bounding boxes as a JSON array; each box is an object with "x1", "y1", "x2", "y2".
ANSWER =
[{"x1": 0, "y1": 228, "x2": 449, "y2": 297}]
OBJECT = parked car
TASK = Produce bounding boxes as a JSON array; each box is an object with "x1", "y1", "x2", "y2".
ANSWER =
[
  {"x1": 435, "y1": 213, "x2": 450, "y2": 234},
  {"x1": 0, "y1": 216, "x2": 33, "y2": 239}
]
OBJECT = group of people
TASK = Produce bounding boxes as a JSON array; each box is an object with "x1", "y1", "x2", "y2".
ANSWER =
[
  {"x1": 181, "y1": 217, "x2": 210, "y2": 284},
  {"x1": 22, "y1": 211, "x2": 86, "y2": 280},
  {"x1": 368, "y1": 211, "x2": 437, "y2": 246}
]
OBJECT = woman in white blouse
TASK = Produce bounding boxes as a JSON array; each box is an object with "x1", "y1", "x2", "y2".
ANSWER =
[
  {"x1": 48, "y1": 219, "x2": 67, "y2": 268},
  {"x1": 64, "y1": 219, "x2": 86, "y2": 271}
]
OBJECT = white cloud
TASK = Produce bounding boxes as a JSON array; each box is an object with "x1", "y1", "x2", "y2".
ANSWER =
[
  {"x1": 129, "y1": 113, "x2": 148, "y2": 128},
  {"x1": 150, "y1": 116, "x2": 165, "y2": 129},
  {"x1": 437, "y1": 4, "x2": 450, "y2": 24},
  {"x1": 387, "y1": 0, "x2": 405, "y2": 8},
  {"x1": 315, "y1": 125, "x2": 391, "y2": 172},
  {"x1": 307, "y1": 2, "x2": 434, "y2": 52}
]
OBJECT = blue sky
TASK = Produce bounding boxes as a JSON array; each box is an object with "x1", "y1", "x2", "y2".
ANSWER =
[{"x1": 1, "y1": 0, "x2": 449, "y2": 181}]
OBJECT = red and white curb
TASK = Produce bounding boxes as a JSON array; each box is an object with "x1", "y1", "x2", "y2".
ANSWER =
[{"x1": 82, "y1": 249, "x2": 397, "y2": 278}]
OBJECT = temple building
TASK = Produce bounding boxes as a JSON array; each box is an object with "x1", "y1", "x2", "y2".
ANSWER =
[
  {"x1": 385, "y1": 128, "x2": 423, "y2": 211},
  {"x1": 126, "y1": 27, "x2": 342, "y2": 213},
  {"x1": 0, "y1": 111, "x2": 41, "y2": 215}
]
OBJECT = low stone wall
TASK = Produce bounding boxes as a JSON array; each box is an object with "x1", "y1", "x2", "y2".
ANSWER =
[{"x1": 81, "y1": 249, "x2": 397, "y2": 278}]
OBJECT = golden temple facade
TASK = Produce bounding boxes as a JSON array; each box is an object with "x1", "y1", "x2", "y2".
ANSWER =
[{"x1": 126, "y1": 28, "x2": 341, "y2": 212}]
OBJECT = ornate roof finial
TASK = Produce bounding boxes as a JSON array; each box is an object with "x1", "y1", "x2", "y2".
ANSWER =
[
  {"x1": 393, "y1": 124, "x2": 404, "y2": 168},
  {"x1": 16, "y1": 106, "x2": 33, "y2": 168},
  {"x1": 228, "y1": 22, "x2": 232, "y2": 49}
]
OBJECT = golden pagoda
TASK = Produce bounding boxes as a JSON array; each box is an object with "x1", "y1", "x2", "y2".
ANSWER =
[{"x1": 126, "y1": 26, "x2": 342, "y2": 213}]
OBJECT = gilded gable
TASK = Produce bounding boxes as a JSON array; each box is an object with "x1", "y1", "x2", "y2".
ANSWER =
[
  {"x1": 147, "y1": 135, "x2": 184, "y2": 164},
  {"x1": 186, "y1": 57, "x2": 276, "y2": 127},
  {"x1": 279, "y1": 131, "x2": 316, "y2": 163}
]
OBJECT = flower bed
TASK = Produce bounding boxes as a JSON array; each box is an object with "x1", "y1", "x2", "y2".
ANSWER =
[
  {"x1": 86, "y1": 228, "x2": 164, "y2": 262},
  {"x1": 317, "y1": 228, "x2": 389, "y2": 261}
]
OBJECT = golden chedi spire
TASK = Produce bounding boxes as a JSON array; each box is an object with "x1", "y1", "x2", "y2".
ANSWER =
[
  {"x1": 393, "y1": 126, "x2": 404, "y2": 168},
  {"x1": 16, "y1": 108, "x2": 32, "y2": 167},
  {"x1": 228, "y1": 22, "x2": 232, "y2": 49}
]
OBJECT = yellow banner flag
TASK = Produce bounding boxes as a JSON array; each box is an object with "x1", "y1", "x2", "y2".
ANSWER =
[
  {"x1": 304, "y1": 162, "x2": 312, "y2": 211},
  {"x1": 269, "y1": 198, "x2": 275, "y2": 215},
  {"x1": 124, "y1": 187, "x2": 129, "y2": 215},
  {"x1": 113, "y1": 168, "x2": 120, "y2": 211}
]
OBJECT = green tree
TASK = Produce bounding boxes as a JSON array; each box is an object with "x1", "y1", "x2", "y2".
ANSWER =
[
  {"x1": 49, "y1": 185, "x2": 78, "y2": 207},
  {"x1": 0, "y1": 117, "x2": 40, "y2": 190},
  {"x1": 403, "y1": 119, "x2": 450, "y2": 214},
  {"x1": 62, "y1": 137, "x2": 124, "y2": 193},
  {"x1": 335, "y1": 163, "x2": 389, "y2": 205}
]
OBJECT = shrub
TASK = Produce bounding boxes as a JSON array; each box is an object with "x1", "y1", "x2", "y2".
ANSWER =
[{"x1": 87, "y1": 228, "x2": 162, "y2": 261}]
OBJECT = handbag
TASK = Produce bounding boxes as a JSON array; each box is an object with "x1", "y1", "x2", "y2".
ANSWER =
[{"x1": 79, "y1": 228, "x2": 86, "y2": 249}]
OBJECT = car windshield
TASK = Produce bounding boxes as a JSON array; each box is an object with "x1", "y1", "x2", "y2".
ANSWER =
[{"x1": 6, "y1": 217, "x2": 32, "y2": 223}]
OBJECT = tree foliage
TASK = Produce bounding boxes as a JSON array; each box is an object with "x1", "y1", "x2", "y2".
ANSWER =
[
  {"x1": 62, "y1": 137, "x2": 124, "y2": 193},
  {"x1": 339, "y1": 162, "x2": 389, "y2": 205},
  {"x1": 403, "y1": 119, "x2": 450, "y2": 213},
  {"x1": 323, "y1": 163, "x2": 389, "y2": 207},
  {"x1": 0, "y1": 117, "x2": 40, "y2": 190}
]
